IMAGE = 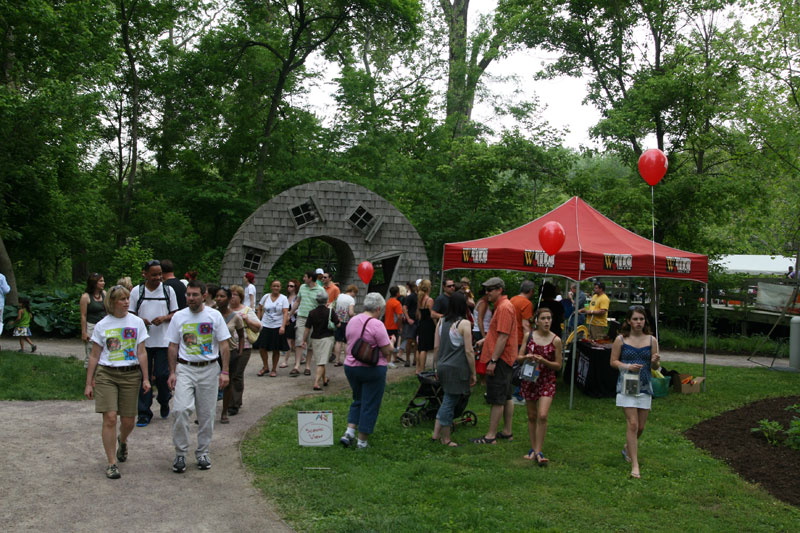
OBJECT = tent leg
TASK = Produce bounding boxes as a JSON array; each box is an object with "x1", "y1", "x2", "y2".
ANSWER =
[
  {"x1": 703, "y1": 283, "x2": 708, "y2": 392},
  {"x1": 569, "y1": 288, "x2": 579, "y2": 410}
]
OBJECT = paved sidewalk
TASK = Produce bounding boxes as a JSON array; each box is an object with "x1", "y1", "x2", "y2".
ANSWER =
[{"x1": 1, "y1": 338, "x2": 418, "y2": 532}]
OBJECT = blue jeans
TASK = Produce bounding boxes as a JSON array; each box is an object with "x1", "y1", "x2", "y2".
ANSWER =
[
  {"x1": 435, "y1": 392, "x2": 463, "y2": 427},
  {"x1": 138, "y1": 347, "x2": 171, "y2": 419},
  {"x1": 344, "y1": 365, "x2": 387, "y2": 435}
]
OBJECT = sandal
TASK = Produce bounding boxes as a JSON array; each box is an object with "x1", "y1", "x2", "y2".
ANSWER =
[
  {"x1": 523, "y1": 448, "x2": 536, "y2": 460},
  {"x1": 622, "y1": 447, "x2": 631, "y2": 463},
  {"x1": 312, "y1": 386, "x2": 322, "y2": 391},
  {"x1": 470, "y1": 436, "x2": 497, "y2": 445},
  {"x1": 630, "y1": 472, "x2": 641, "y2": 479},
  {"x1": 497, "y1": 432, "x2": 514, "y2": 441},
  {"x1": 257, "y1": 368, "x2": 269, "y2": 377},
  {"x1": 269, "y1": 371, "x2": 277, "y2": 377},
  {"x1": 279, "y1": 362, "x2": 288, "y2": 368},
  {"x1": 323, "y1": 378, "x2": 329, "y2": 387},
  {"x1": 289, "y1": 369, "x2": 300, "y2": 377},
  {"x1": 535, "y1": 452, "x2": 549, "y2": 467},
  {"x1": 334, "y1": 362, "x2": 343, "y2": 367},
  {"x1": 441, "y1": 440, "x2": 459, "y2": 447},
  {"x1": 304, "y1": 369, "x2": 311, "y2": 376}
]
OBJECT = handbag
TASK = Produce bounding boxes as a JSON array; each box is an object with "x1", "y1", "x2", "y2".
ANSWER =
[
  {"x1": 512, "y1": 360, "x2": 540, "y2": 386},
  {"x1": 327, "y1": 306, "x2": 337, "y2": 331},
  {"x1": 351, "y1": 317, "x2": 381, "y2": 366},
  {"x1": 243, "y1": 306, "x2": 261, "y2": 344}
]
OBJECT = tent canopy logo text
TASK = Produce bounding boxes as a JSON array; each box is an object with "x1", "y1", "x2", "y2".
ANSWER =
[
  {"x1": 462, "y1": 248, "x2": 488, "y2": 264},
  {"x1": 666, "y1": 256, "x2": 691, "y2": 273},
  {"x1": 524, "y1": 250, "x2": 554, "y2": 268},
  {"x1": 603, "y1": 254, "x2": 633, "y2": 271}
]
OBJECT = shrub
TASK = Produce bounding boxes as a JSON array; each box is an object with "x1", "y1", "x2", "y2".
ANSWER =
[
  {"x1": 3, "y1": 286, "x2": 83, "y2": 337},
  {"x1": 750, "y1": 419, "x2": 785, "y2": 445}
]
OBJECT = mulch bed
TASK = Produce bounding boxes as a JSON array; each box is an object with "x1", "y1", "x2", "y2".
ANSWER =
[{"x1": 684, "y1": 395, "x2": 800, "y2": 507}]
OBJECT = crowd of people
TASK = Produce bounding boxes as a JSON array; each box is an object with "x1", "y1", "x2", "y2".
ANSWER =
[{"x1": 79, "y1": 260, "x2": 658, "y2": 479}]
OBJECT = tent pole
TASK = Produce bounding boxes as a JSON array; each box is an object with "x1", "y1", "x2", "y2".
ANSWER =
[
  {"x1": 439, "y1": 247, "x2": 445, "y2": 295},
  {"x1": 569, "y1": 278, "x2": 579, "y2": 410},
  {"x1": 703, "y1": 283, "x2": 708, "y2": 392}
]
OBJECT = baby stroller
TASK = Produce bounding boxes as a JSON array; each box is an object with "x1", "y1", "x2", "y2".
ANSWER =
[{"x1": 400, "y1": 371, "x2": 477, "y2": 429}]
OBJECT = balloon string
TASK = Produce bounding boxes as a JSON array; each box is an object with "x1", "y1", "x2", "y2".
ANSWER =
[
  {"x1": 651, "y1": 186, "x2": 658, "y2": 339},
  {"x1": 538, "y1": 266, "x2": 549, "y2": 307}
]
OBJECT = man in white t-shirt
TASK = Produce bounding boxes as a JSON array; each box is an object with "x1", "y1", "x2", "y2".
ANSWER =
[
  {"x1": 166, "y1": 281, "x2": 230, "y2": 473},
  {"x1": 129, "y1": 260, "x2": 179, "y2": 427}
]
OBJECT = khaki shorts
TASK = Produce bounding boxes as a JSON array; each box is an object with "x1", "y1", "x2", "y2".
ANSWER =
[
  {"x1": 295, "y1": 316, "x2": 307, "y2": 346},
  {"x1": 311, "y1": 336, "x2": 335, "y2": 366},
  {"x1": 589, "y1": 324, "x2": 607, "y2": 340},
  {"x1": 94, "y1": 365, "x2": 141, "y2": 417}
]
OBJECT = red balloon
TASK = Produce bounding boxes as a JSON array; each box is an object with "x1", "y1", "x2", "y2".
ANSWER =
[
  {"x1": 638, "y1": 148, "x2": 668, "y2": 186},
  {"x1": 538, "y1": 221, "x2": 566, "y2": 256},
  {"x1": 357, "y1": 261, "x2": 374, "y2": 285}
]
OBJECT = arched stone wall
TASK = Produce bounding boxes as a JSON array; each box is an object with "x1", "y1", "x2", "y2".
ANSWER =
[{"x1": 220, "y1": 181, "x2": 430, "y2": 301}]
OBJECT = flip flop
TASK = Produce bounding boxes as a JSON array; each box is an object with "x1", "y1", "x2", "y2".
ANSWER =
[
  {"x1": 497, "y1": 432, "x2": 514, "y2": 441},
  {"x1": 304, "y1": 369, "x2": 311, "y2": 376},
  {"x1": 257, "y1": 368, "x2": 268, "y2": 377},
  {"x1": 622, "y1": 448, "x2": 631, "y2": 463},
  {"x1": 312, "y1": 386, "x2": 322, "y2": 391},
  {"x1": 269, "y1": 371, "x2": 277, "y2": 377},
  {"x1": 630, "y1": 472, "x2": 641, "y2": 479},
  {"x1": 442, "y1": 440, "x2": 459, "y2": 447},
  {"x1": 523, "y1": 448, "x2": 536, "y2": 460},
  {"x1": 323, "y1": 378, "x2": 329, "y2": 387},
  {"x1": 334, "y1": 363, "x2": 343, "y2": 367},
  {"x1": 279, "y1": 362, "x2": 288, "y2": 368},
  {"x1": 289, "y1": 369, "x2": 300, "y2": 377},
  {"x1": 536, "y1": 452, "x2": 549, "y2": 467},
  {"x1": 470, "y1": 436, "x2": 497, "y2": 445}
]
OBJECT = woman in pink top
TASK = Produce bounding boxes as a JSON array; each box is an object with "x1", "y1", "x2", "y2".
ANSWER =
[{"x1": 339, "y1": 292, "x2": 394, "y2": 450}]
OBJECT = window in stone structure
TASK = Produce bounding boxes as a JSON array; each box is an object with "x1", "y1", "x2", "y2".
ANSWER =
[
  {"x1": 290, "y1": 199, "x2": 320, "y2": 229},
  {"x1": 242, "y1": 249, "x2": 262, "y2": 271}
]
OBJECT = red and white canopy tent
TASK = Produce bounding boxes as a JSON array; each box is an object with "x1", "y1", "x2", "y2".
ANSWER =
[{"x1": 442, "y1": 196, "x2": 709, "y2": 407}]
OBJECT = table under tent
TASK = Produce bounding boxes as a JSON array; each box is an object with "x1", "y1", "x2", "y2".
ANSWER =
[{"x1": 442, "y1": 196, "x2": 709, "y2": 408}]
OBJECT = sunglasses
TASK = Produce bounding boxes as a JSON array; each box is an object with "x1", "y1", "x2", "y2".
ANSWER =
[
  {"x1": 446, "y1": 284, "x2": 455, "y2": 288},
  {"x1": 144, "y1": 260, "x2": 161, "y2": 269}
]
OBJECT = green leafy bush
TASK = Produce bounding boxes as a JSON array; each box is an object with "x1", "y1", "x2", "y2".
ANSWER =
[
  {"x1": 107, "y1": 237, "x2": 154, "y2": 285},
  {"x1": 3, "y1": 286, "x2": 84, "y2": 337},
  {"x1": 785, "y1": 419, "x2": 800, "y2": 451}
]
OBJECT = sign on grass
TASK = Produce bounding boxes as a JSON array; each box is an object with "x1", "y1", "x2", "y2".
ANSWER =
[{"x1": 297, "y1": 411, "x2": 334, "y2": 446}]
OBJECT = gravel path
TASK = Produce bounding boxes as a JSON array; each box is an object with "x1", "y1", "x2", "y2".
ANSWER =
[
  {"x1": 1, "y1": 338, "x2": 794, "y2": 532},
  {"x1": 0, "y1": 338, "x2": 418, "y2": 532}
]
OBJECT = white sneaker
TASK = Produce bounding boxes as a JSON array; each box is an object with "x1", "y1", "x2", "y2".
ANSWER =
[{"x1": 387, "y1": 362, "x2": 397, "y2": 369}]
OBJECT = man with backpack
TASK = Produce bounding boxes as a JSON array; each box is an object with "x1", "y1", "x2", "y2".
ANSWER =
[{"x1": 129, "y1": 259, "x2": 179, "y2": 427}]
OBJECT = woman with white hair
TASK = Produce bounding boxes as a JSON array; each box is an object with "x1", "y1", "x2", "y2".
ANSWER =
[{"x1": 340, "y1": 292, "x2": 394, "y2": 449}]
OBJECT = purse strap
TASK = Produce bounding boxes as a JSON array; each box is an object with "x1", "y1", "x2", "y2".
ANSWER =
[{"x1": 360, "y1": 317, "x2": 373, "y2": 338}]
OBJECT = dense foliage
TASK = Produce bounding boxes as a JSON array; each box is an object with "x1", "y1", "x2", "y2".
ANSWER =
[{"x1": 1, "y1": 0, "x2": 797, "y2": 296}]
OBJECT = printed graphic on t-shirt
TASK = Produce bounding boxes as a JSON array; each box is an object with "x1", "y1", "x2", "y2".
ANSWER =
[
  {"x1": 105, "y1": 327, "x2": 139, "y2": 362},
  {"x1": 181, "y1": 322, "x2": 214, "y2": 356}
]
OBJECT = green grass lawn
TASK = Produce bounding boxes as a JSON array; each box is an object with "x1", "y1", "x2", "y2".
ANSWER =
[
  {"x1": 0, "y1": 350, "x2": 85, "y2": 400},
  {"x1": 242, "y1": 362, "x2": 800, "y2": 532}
]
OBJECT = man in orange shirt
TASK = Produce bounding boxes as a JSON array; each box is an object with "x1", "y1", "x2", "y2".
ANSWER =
[
  {"x1": 471, "y1": 277, "x2": 518, "y2": 445},
  {"x1": 322, "y1": 272, "x2": 340, "y2": 305},
  {"x1": 383, "y1": 286, "x2": 403, "y2": 368}
]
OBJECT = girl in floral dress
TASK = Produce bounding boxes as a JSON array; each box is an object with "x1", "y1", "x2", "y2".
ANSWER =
[{"x1": 518, "y1": 307, "x2": 562, "y2": 466}]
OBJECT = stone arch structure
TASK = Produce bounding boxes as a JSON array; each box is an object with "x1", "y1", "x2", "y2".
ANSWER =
[{"x1": 220, "y1": 181, "x2": 430, "y2": 301}]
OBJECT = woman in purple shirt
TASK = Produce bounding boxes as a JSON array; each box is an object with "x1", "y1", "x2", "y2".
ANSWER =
[{"x1": 340, "y1": 292, "x2": 394, "y2": 450}]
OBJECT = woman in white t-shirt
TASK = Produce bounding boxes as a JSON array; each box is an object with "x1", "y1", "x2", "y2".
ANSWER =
[
  {"x1": 333, "y1": 285, "x2": 358, "y2": 366},
  {"x1": 84, "y1": 285, "x2": 150, "y2": 480},
  {"x1": 253, "y1": 280, "x2": 289, "y2": 377},
  {"x1": 243, "y1": 272, "x2": 257, "y2": 309}
]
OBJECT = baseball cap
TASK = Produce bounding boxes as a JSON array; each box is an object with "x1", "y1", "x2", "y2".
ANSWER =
[
  {"x1": 244, "y1": 272, "x2": 255, "y2": 282},
  {"x1": 315, "y1": 268, "x2": 324, "y2": 275},
  {"x1": 416, "y1": 278, "x2": 422, "y2": 286},
  {"x1": 481, "y1": 277, "x2": 505, "y2": 289}
]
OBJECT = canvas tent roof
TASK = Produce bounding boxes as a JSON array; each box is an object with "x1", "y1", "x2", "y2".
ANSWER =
[{"x1": 443, "y1": 196, "x2": 708, "y2": 284}]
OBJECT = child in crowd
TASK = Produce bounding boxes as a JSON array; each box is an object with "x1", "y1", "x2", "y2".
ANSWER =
[{"x1": 13, "y1": 297, "x2": 37, "y2": 353}]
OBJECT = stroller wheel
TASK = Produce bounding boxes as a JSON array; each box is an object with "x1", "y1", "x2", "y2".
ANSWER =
[
  {"x1": 460, "y1": 410, "x2": 478, "y2": 427},
  {"x1": 400, "y1": 411, "x2": 419, "y2": 428}
]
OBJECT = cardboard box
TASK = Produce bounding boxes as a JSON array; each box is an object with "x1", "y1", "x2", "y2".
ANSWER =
[{"x1": 672, "y1": 373, "x2": 705, "y2": 394}]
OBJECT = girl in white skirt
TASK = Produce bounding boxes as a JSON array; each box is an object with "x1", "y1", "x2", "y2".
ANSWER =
[{"x1": 610, "y1": 306, "x2": 660, "y2": 478}]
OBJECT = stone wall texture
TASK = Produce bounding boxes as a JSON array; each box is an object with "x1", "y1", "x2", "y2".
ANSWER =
[{"x1": 220, "y1": 181, "x2": 430, "y2": 302}]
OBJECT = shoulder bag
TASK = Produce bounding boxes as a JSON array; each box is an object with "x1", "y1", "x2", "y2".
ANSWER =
[{"x1": 351, "y1": 317, "x2": 381, "y2": 366}]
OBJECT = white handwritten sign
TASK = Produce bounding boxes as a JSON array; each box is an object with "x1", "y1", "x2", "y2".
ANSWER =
[{"x1": 297, "y1": 411, "x2": 334, "y2": 446}]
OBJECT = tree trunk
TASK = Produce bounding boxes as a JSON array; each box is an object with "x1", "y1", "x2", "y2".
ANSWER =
[{"x1": 0, "y1": 235, "x2": 18, "y2": 306}]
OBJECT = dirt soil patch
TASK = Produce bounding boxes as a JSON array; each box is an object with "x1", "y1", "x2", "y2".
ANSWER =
[{"x1": 685, "y1": 395, "x2": 800, "y2": 507}]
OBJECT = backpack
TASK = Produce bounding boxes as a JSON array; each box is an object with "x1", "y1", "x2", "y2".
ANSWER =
[{"x1": 134, "y1": 282, "x2": 173, "y2": 315}]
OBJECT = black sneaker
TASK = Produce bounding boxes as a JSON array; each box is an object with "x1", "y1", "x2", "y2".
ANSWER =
[
  {"x1": 136, "y1": 416, "x2": 150, "y2": 427},
  {"x1": 160, "y1": 404, "x2": 170, "y2": 419},
  {"x1": 227, "y1": 407, "x2": 239, "y2": 416},
  {"x1": 339, "y1": 434, "x2": 354, "y2": 448},
  {"x1": 106, "y1": 464, "x2": 121, "y2": 479},
  {"x1": 116, "y1": 437, "x2": 128, "y2": 463},
  {"x1": 172, "y1": 456, "x2": 186, "y2": 473},
  {"x1": 197, "y1": 454, "x2": 211, "y2": 470}
]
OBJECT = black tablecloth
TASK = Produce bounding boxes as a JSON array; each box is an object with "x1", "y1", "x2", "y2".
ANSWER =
[{"x1": 563, "y1": 341, "x2": 618, "y2": 398}]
